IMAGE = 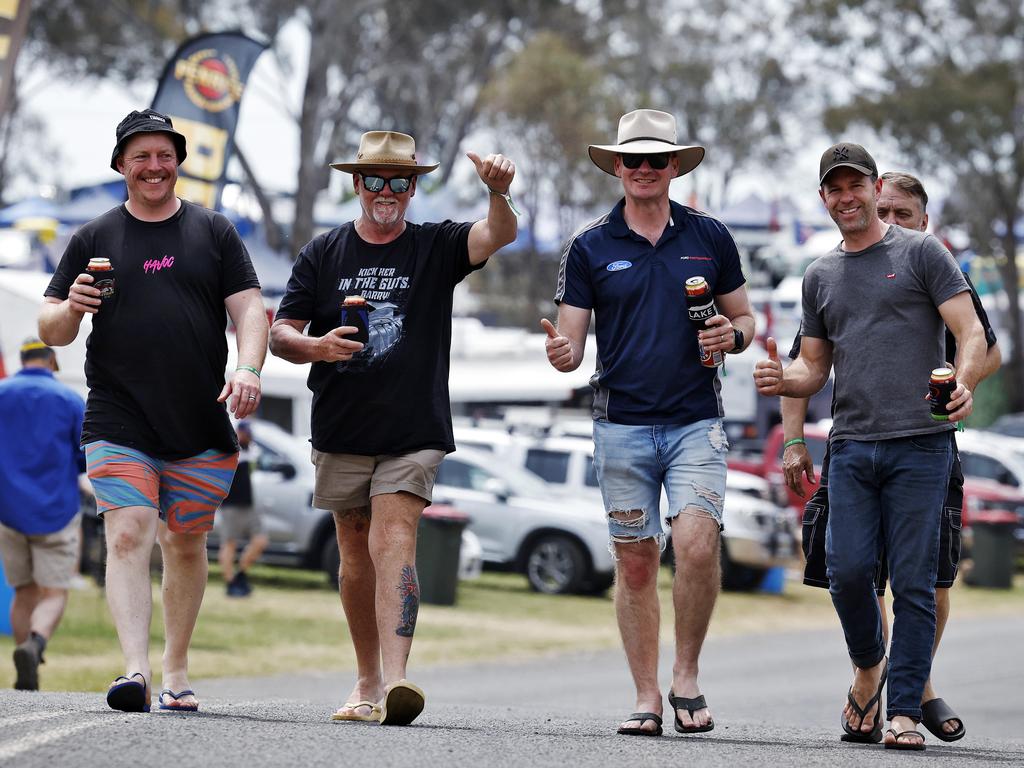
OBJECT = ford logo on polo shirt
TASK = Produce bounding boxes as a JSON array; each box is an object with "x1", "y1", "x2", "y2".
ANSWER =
[{"x1": 606, "y1": 260, "x2": 632, "y2": 272}]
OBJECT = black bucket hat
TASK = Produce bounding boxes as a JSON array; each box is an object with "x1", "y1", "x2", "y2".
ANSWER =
[{"x1": 109, "y1": 109, "x2": 187, "y2": 171}]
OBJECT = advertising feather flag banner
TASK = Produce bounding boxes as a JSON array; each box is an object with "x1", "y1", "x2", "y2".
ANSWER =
[{"x1": 151, "y1": 31, "x2": 267, "y2": 211}]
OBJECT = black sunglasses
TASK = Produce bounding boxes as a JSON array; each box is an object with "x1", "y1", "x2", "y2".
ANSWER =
[
  {"x1": 620, "y1": 153, "x2": 671, "y2": 170},
  {"x1": 360, "y1": 174, "x2": 413, "y2": 194}
]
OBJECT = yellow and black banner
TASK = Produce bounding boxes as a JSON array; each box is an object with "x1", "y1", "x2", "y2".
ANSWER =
[
  {"x1": 151, "y1": 31, "x2": 267, "y2": 211},
  {"x1": 0, "y1": 0, "x2": 32, "y2": 123}
]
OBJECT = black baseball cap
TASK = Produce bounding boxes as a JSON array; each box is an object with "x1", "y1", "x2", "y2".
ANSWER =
[
  {"x1": 109, "y1": 108, "x2": 187, "y2": 171},
  {"x1": 818, "y1": 142, "x2": 877, "y2": 186}
]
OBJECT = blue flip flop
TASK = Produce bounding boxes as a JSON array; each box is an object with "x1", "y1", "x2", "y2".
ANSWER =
[
  {"x1": 159, "y1": 688, "x2": 199, "y2": 712},
  {"x1": 107, "y1": 673, "x2": 150, "y2": 713}
]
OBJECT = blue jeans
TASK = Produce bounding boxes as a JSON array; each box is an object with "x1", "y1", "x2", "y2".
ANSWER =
[
  {"x1": 826, "y1": 431, "x2": 953, "y2": 721},
  {"x1": 593, "y1": 418, "x2": 728, "y2": 548}
]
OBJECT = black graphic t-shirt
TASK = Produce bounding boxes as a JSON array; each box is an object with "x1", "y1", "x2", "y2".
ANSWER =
[
  {"x1": 275, "y1": 220, "x2": 479, "y2": 455},
  {"x1": 45, "y1": 202, "x2": 261, "y2": 459}
]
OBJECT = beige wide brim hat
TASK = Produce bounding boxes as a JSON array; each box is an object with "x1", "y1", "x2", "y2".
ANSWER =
[
  {"x1": 589, "y1": 109, "x2": 705, "y2": 178},
  {"x1": 330, "y1": 130, "x2": 440, "y2": 174}
]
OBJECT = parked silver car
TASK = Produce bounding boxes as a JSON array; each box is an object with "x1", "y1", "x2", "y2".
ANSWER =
[
  {"x1": 207, "y1": 420, "x2": 483, "y2": 584},
  {"x1": 454, "y1": 425, "x2": 799, "y2": 591},
  {"x1": 434, "y1": 446, "x2": 615, "y2": 595}
]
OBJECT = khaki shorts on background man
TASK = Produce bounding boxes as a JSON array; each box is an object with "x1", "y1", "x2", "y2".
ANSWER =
[
  {"x1": 0, "y1": 515, "x2": 81, "y2": 589},
  {"x1": 311, "y1": 449, "x2": 446, "y2": 510}
]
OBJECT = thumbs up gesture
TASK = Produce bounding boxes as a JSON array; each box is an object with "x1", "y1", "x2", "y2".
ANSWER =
[
  {"x1": 754, "y1": 337, "x2": 785, "y2": 396},
  {"x1": 467, "y1": 151, "x2": 515, "y2": 194},
  {"x1": 541, "y1": 318, "x2": 575, "y2": 371}
]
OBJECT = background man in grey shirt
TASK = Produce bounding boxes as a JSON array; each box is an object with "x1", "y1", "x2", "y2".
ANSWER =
[{"x1": 753, "y1": 143, "x2": 986, "y2": 751}]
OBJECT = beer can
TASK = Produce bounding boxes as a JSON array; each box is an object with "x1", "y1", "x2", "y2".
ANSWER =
[
  {"x1": 928, "y1": 367, "x2": 957, "y2": 421},
  {"x1": 86, "y1": 257, "x2": 116, "y2": 301},
  {"x1": 684, "y1": 277, "x2": 723, "y2": 368},
  {"x1": 340, "y1": 295, "x2": 369, "y2": 345}
]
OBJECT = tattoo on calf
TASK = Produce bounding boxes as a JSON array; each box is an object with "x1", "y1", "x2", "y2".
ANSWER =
[{"x1": 395, "y1": 564, "x2": 420, "y2": 638}]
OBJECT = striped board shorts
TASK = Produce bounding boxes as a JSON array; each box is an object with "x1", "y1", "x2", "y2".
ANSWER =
[{"x1": 85, "y1": 441, "x2": 238, "y2": 534}]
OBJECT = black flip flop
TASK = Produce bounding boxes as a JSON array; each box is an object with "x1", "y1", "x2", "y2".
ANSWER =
[
  {"x1": 617, "y1": 712, "x2": 663, "y2": 737},
  {"x1": 106, "y1": 672, "x2": 150, "y2": 713},
  {"x1": 921, "y1": 698, "x2": 965, "y2": 742},
  {"x1": 668, "y1": 692, "x2": 714, "y2": 734},
  {"x1": 841, "y1": 658, "x2": 887, "y2": 743},
  {"x1": 884, "y1": 727, "x2": 926, "y2": 751}
]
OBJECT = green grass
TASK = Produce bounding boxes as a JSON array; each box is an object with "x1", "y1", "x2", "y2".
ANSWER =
[{"x1": 3, "y1": 566, "x2": 1022, "y2": 693}]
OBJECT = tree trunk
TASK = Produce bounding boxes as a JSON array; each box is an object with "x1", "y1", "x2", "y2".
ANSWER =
[{"x1": 999, "y1": 219, "x2": 1024, "y2": 412}]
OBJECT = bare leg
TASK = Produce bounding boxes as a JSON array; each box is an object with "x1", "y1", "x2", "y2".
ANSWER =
[
  {"x1": 670, "y1": 508, "x2": 720, "y2": 730},
  {"x1": 218, "y1": 538, "x2": 238, "y2": 583},
  {"x1": 157, "y1": 524, "x2": 208, "y2": 709},
  {"x1": 922, "y1": 587, "x2": 959, "y2": 734},
  {"x1": 11, "y1": 585, "x2": 39, "y2": 644},
  {"x1": 237, "y1": 533, "x2": 269, "y2": 573},
  {"x1": 28, "y1": 587, "x2": 68, "y2": 640},
  {"x1": 367, "y1": 492, "x2": 425, "y2": 684},
  {"x1": 104, "y1": 506, "x2": 158, "y2": 693},
  {"x1": 333, "y1": 508, "x2": 384, "y2": 716},
  {"x1": 611, "y1": 530, "x2": 662, "y2": 733}
]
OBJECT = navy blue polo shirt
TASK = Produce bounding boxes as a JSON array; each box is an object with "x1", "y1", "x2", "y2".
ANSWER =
[
  {"x1": 0, "y1": 368, "x2": 86, "y2": 535},
  {"x1": 555, "y1": 199, "x2": 745, "y2": 425}
]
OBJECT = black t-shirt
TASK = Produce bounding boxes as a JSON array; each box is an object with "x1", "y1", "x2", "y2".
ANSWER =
[
  {"x1": 223, "y1": 451, "x2": 253, "y2": 506},
  {"x1": 45, "y1": 201, "x2": 261, "y2": 459},
  {"x1": 275, "y1": 220, "x2": 480, "y2": 455}
]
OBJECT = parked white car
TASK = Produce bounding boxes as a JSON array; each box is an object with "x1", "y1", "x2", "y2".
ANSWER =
[
  {"x1": 207, "y1": 420, "x2": 483, "y2": 584},
  {"x1": 434, "y1": 446, "x2": 615, "y2": 595},
  {"x1": 454, "y1": 425, "x2": 799, "y2": 591}
]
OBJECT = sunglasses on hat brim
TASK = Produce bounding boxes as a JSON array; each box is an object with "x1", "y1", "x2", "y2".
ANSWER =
[
  {"x1": 359, "y1": 174, "x2": 414, "y2": 194},
  {"x1": 619, "y1": 153, "x2": 671, "y2": 170}
]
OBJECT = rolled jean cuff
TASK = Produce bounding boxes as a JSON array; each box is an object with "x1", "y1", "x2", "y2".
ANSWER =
[
  {"x1": 887, "y1": 708, "x2": 922, "y2": 723},
  {"x1": 849, "y1": 647, "x2": 885, "y2": 670}
]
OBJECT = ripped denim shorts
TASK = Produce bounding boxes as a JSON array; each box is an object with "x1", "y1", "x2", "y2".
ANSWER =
[{"x1": 593, "y1": 418, "x2": 728, "y2": 547}]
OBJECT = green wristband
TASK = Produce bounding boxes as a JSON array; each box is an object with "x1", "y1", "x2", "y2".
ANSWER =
[
  {"x1": 236, "y1": 365, "x2": 261, "y2": 378},
  {"x1": 783, "y1": 438, "x2": 806, "y2": 449},
  {"x1": 488, "y1": 186, "x2": 521, "y2": 217}
]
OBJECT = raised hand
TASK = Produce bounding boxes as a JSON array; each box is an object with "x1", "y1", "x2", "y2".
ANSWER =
[
  {"x1": 467, "y1": 151, "x2": 515, "y2": 195},
  {"x1": 541, "y1": 318, "x2": 574, "y2": 371},
  {"x1": 754, "y1": 337, "x2": 784, "y2": 396}
]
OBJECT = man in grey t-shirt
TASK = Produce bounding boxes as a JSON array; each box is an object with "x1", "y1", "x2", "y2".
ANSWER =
[{"x1": 753, "y1": 143, "x2": 987, "y2": 752}]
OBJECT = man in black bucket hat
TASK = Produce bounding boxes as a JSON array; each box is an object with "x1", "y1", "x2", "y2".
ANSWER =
[
  {"x1": 109, "y1": 109, "x2": 187, "y2": 171},
  {"x1": 39, "y1": 107, "x2": 268, "y2": 714}
]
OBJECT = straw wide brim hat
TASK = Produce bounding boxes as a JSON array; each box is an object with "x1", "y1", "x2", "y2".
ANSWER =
[
  {"x1": 330, "y1": 130, "x2": 439, "y2": 174},
  {"x1": 588, "y1": 109, "x2": 705, "y2": 178}
]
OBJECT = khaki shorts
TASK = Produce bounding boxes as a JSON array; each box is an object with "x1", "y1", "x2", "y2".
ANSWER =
[
  {"x1": 220, "y1": 505, "x2": 264, "y2": 541},
  {"x1": 0, "y1": 515, "x2": 81, "y2": 589},
  {"x1": 311, "y1": 448, "x2": 446, "y2": 510}
]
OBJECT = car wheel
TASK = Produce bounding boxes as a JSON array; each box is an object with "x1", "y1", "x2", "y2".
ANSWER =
[
  {"x1": 525, "y1": 535, "x2": 587, "y2": 595},
  {"x1": 720, "y1": 544, "x2": 765, "y2": 592},
  {"x1": 321, "y1": 536, "x2": 341, "y2": 588}
]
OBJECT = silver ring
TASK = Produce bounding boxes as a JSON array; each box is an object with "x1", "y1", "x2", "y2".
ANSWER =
[{"x1": 248, "y1": 395, "x2": 257, "y2": 400}]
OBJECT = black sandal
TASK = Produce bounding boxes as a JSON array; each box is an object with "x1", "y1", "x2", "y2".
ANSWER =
[
  {"x1": 921, "y1": 698, "x2": 965, "y2": 742},
  {"x1": 616, "y1": 712, "x2": 663, "y2": 736},
  {"x1": 884, "y1": 727, "x2": 926, "y2": 751},
  {"x1": 841, "y1": 658, "x2": 887, "y2": 744},
  {"x1": 668, "y1": 692, "x2": 714, "y2": 734}
]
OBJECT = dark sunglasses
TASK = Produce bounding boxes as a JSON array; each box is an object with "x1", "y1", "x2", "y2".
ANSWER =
[
  {"x1": 360, "y1": 174, "x2": 413, "y2": 194},
  {"x1": 620, "y1": 153, "x2": 671, "y2": 170}
]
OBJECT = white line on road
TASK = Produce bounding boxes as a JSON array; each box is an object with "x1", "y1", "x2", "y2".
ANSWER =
[{"x1": 0, "y1": 714, "x2": 107, "y2": 761}]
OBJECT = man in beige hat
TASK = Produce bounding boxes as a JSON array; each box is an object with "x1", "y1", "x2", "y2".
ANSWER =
[
  {"x1": 270, "y1": 130, "x2": 516, "y2": 726},
  {"x1": 542, "y1": 109, "x2": 755, "y2": 737}
]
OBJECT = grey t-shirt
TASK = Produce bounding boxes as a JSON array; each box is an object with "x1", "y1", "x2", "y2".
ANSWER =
[{"x1": 801, "y1": 225, "x2": 968, "y2": 441}]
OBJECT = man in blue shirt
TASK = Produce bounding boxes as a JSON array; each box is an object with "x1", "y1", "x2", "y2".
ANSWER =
[
  {"x1": 543, "y1": 109, "x2": 755, "y2": 737},
  {"x1": 0, "y1": 338, "x2": 86, "y2": 690}
]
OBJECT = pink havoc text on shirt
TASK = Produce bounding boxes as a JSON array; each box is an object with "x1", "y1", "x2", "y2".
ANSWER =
[{"x1": 144, "y1": 255, "x2": 175, "y2": 274}]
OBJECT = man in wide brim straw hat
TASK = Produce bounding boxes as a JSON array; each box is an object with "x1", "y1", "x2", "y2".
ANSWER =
[
  {"x1": 271, "y1": 129, "x2": 517, "y2": 727},
  {"x1": 542, "y1": 108, "x2": 756, "y2": 739},
  {"x1": 587, "y1": 108, "x2": 705, "y2": 178}
]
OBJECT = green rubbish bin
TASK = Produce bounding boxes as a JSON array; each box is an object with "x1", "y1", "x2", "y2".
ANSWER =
[
  {"x1": 415, "y1": 504, "x2": 469, "y2": 606},
  {"x1": 964, "y1": 510, "x2": 1018, "y2": 589}
]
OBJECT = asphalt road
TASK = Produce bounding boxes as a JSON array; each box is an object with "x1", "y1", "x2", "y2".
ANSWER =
[{"x1": 1, "y1": 614, "x2": 1021, "y2": 767}]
